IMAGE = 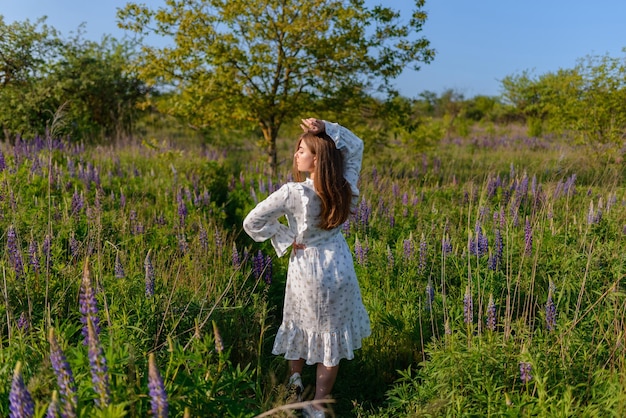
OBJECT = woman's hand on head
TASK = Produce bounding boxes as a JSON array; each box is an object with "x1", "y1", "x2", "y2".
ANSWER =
[{"x1": 300, "y1": 118, "x2": 325, "y2": 135}]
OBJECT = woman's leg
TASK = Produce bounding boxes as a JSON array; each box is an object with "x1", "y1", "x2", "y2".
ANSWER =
[
  {"x1": 312, "y1": 363, "x2": 339, "y2": 410},
  {"x1": 289, "y1": 358, "x2": 305, "y2": 375}
]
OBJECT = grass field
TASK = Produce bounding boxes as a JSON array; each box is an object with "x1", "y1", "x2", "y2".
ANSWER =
[{"x1": 2, "y1": 126, "x2": 626, "y2": 417}]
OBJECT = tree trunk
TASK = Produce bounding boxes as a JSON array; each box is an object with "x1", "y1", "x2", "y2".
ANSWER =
[{"x1": 261, "y1": 123, "x2": 279, "y2": 179}]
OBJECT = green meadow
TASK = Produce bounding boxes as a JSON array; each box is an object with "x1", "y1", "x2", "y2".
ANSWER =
[{"x1": 2, "y1": 125, "x2": 626, "y2": 417}]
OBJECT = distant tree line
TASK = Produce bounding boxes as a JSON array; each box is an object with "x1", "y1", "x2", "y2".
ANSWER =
[
  {"x1": 1, "y1": 7, "x2": 625, "y2": 161},
  {"x1": 0, "y1": 16, "x2": 148, "y2": 142}
]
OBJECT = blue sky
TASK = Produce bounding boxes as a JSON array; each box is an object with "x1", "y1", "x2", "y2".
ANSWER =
[{"x1": 2, "y1": 0, "x2": 625, "y2": 98}]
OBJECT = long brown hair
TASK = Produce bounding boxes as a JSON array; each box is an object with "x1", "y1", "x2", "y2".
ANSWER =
[{"x1": 293, "y1": 133, "x2": 353, "y2": 229}]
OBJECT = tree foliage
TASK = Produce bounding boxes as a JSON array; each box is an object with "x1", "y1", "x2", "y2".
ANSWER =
[
  {"x1": 501, "y1": 52, "x2": 626, "y2": 152},
  {"x1": 117, "y1": 0, "x2": 435, "y2": 175},
  {"x1": 0, "y1": 16, "x2": 148, "y2": 142}
]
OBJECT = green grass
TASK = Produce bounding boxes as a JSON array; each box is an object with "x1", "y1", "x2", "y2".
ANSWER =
[{"x1": 1, "y1": 129, "x2": 626, "y2": 416}]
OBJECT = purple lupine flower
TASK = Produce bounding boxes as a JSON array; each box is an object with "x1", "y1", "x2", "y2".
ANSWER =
[
  {"x1": 519, "y1": 361, "x2": 532, "y2": 383},
  {"x1": 463, "y1": 286, "x2": 473, "y2": 324},
  {"x1": 43, "y1": 234, "x2": 52, "y2": 269},
  {"x1": 87, "y1": 317, "x2": 110, "y2": 408},
  {"x1": 9, "y1": 361, "x2": 35, "y2": 418},
  {"x1": 342, "y1": 219, "x2": 351, "y2": 236},
  {"x1": 69, "y1": 233, "x2": 79, "y2": 258},
  {"x1": 177, "y1": 192, "x2": 187, "y2": 226},
  {"x1": 425, "y1": 280, "x2": 434, "y2": 310},
  {"x1": 546, "y1": 283, "x2": 557, "y2": 332},
  {"x1": 354, "y1": 236, "x2": 365, "y2": 266},
  {"x1": 47, "y1": 391, "x2": 60, "y2": 418},
  {"x1": 148, "y1": 353, "x2": 168, "y2": 418},
  {"x1": 17, "y1": 312, "x2": 29, "y2": 332},
  {"x1": 49, "y1": 328, "x2": 78, "y2": 418},
  {"x1": 524, "y1": 217, "x2": 533, "y2": 256},
  {"x1": 71, "y1": 190, "x2": 83, "y2": 216},
  {"x1": 120, "y1": 191, "x2": 126, "y2": 208},
  {"x1": 214, "y1": 229, "x2": 223, "y2": 258},
  {"x1": 418, "y1": 237, "x2": 427, "y2": 274},
  {"x1": 198, "y1": 226, "x2": 208, "y2": 250},
  {"x1": 486, "y1": 294, "x2": 496, "y2": 331},
  {"x1": 80, "y1": 260, "x2": 100, "y2": 344},
  {"x1": 402, "y1": 238, "x2": 414, "y2": 260},
  {"x1": 232, "y1": 243, "x2": 241, "y2": 269},
  {"x1": 114, "y1": 253, "x2": 125, "y2": 279},
  {"x1": 145, "y1": 251, "x2": 155, "y2": 298},
  {"x1": 0, "y1": 149, "x2": 6, "y2": 171},
  {"x1": 7, "y1": 226, "x2": 24, "y2": 279},
  {"x1": 252, "y1": 250, "x2": 265, "y2": 280},
  {"x1": 28, "y1": 239, "x2": 39, "y2": 274}
]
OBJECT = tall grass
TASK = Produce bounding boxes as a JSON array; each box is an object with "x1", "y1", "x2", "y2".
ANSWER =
[{"x1": 1, "y1": 128, "x2": 626, "y2": 417}]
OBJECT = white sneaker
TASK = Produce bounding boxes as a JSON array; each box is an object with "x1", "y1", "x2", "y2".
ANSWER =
[
  {"x1": 287, "y1": 372, "x2": 303, "y2": 402},
  {"x1": 302, "y1": 405, "x2": 325, "y2": 418}
]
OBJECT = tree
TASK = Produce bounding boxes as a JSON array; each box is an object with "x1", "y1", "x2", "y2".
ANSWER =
[
  {"x1": 0, "y1": 16, "x2": 61, "y2": 140},
  {"x1": 118, "y1": 0, "x2": 435, "y2": 176},
  {"x1": 0, "y1": 16, "x2": 148, "y2": 141}
]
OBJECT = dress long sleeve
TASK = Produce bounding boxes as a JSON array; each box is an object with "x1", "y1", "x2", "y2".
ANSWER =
[
  {"x1": 323, "y1": 121, "x2": 364, "y2": 207},
  {"x1": 243, "y1": 185, "x2": 296, "y2": 257}
]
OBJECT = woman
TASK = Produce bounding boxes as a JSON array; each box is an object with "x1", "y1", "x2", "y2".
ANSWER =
[{"x1": 243, "y1": 118, "x2": 371, "y2": 417}]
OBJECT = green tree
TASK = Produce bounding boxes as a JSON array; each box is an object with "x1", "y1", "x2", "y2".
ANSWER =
[
  {"x1": 117, "y1": 0, "x2": 435, "y2": 176},
  {"x1": 0, "y1": 16, "x2": 61, "y2": 140}
]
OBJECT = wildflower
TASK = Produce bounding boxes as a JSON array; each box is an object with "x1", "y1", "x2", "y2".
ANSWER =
[
  {"x1": 232, "y1": 243, "x2": 241, "y2": 269},
  {"x1": 519, "y1": 361, "x2": 532, "y2": 383},
  {"x1": 47, "y1": 391, "x2": 60, "y2": 418},
  {"x1": 69, "y1": 233, "x2": 79, "y2": 257},
  {"x1": 177, "y1": 191, "x2": 187, "y2": 226},
  {"x1": 463, "y1": 285, "x2": 473, "y2": 324},
  {"x1": 524, "y1": 217, "x2": 533, "y2": 256},
  {"x1": 214, "y1": 228, "x2": 223, "y2": 257},
  {"x1": 43, "y1": 234, "x2": 52, "y2": 269},
  {"x1": 263, "y1": 254, "x2": 273, "y2": 284},
  {"x1": 148, "y1": 353, "x2": 168, "y2": 418},
  {"x1": 425, "y1": 280, "x2": 434, "y2": 310},
  {"x1": 7, "y1": 226, "x2": 24, "y2": 279},
  {"x1": 49, "y1": 328, "x2": 78, "y2": 417},
  {"x1": 354, "y1": 236, "x2": 366, "y2": 266},
  {"x1": 28, "y1": 239, "x2": 39, "y2": 274},
  {"x1": 0, "y1": 149, "x2": 5, "y2": 171},
  {"x1": 198, "y1": 226, "x2": 208, "y2": 250},
  {"x1": 80, "y1": 259, "x2": 100, "y2": 344},
  {"x1": 9, "y1": 361, "x2": 35, "y2": 418},
  {"x1": 71, "y1": 190, "x2": 83, "y2": 216},
  {"x1": 114, "y1": 252, "x2": 125, "y2": 279},
  {"x1": 87, "y1": 317, "x2": 110, "y2": 407},
  {"x1": 402, "y1": 238, "x2": 414, "y2": 260},
  {"x1": 486, "y1": 294, "x2": 496, "y2": 331},
  {"x1": 145, "y1": 251, "x2": 155, "y2": 298},
  {"x1": 418, "y1": 236, "x2": 427, "y2": 274},
  {"x1": 546, "y1": 283, "x2": 557, "y2": 332},
  {"x1": 17, "y1": 312, "x2": 29, "y2": 332}
]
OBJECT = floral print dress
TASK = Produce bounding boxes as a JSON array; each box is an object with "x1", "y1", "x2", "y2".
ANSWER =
[{"x1": 243, "y1": 122, "x2": 371, "y2": 367}]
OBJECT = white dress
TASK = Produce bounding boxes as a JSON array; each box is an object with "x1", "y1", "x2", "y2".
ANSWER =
[{"x1": 243, "y1": 122, "x2": 371, "y2": 367}]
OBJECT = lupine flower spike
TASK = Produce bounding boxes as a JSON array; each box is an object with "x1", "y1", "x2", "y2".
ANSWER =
[
  {"x1": 46, "y1": 391, "x2": 60, "y2": 418},
  {"x1": 212, "y1": 320, "x2": 224, "y2": 354},
  {"x1": 145, "y1": 250, "x2": 155, "y2": 298},
  {"x1": 546, "y1": 282, "x2": 557, "y2": 332},
  {"x1": 79, "y1": 258, "x2": 100, "y2": 344},
  {"x1": 9, "y1": 361, "x2": 35, "y2": 418},
  {"x1": 463, "y1": 285, "x2": 473, "y2": 324},
  {"x1": 519, "y1": 361, "x2": 532, "y2": 384},
  {"x1": 49, "y1": 328, "x2": 78, "y2": 417},
  {"x1": 87, "y1": 316, "x2": 110, "y2": 408},
  {"x1": 486, "y1": 294, "x2": 496, "y2": 331},
  {"x1": 148, "y1": 353, "x2": 169, "y2": 418}
]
